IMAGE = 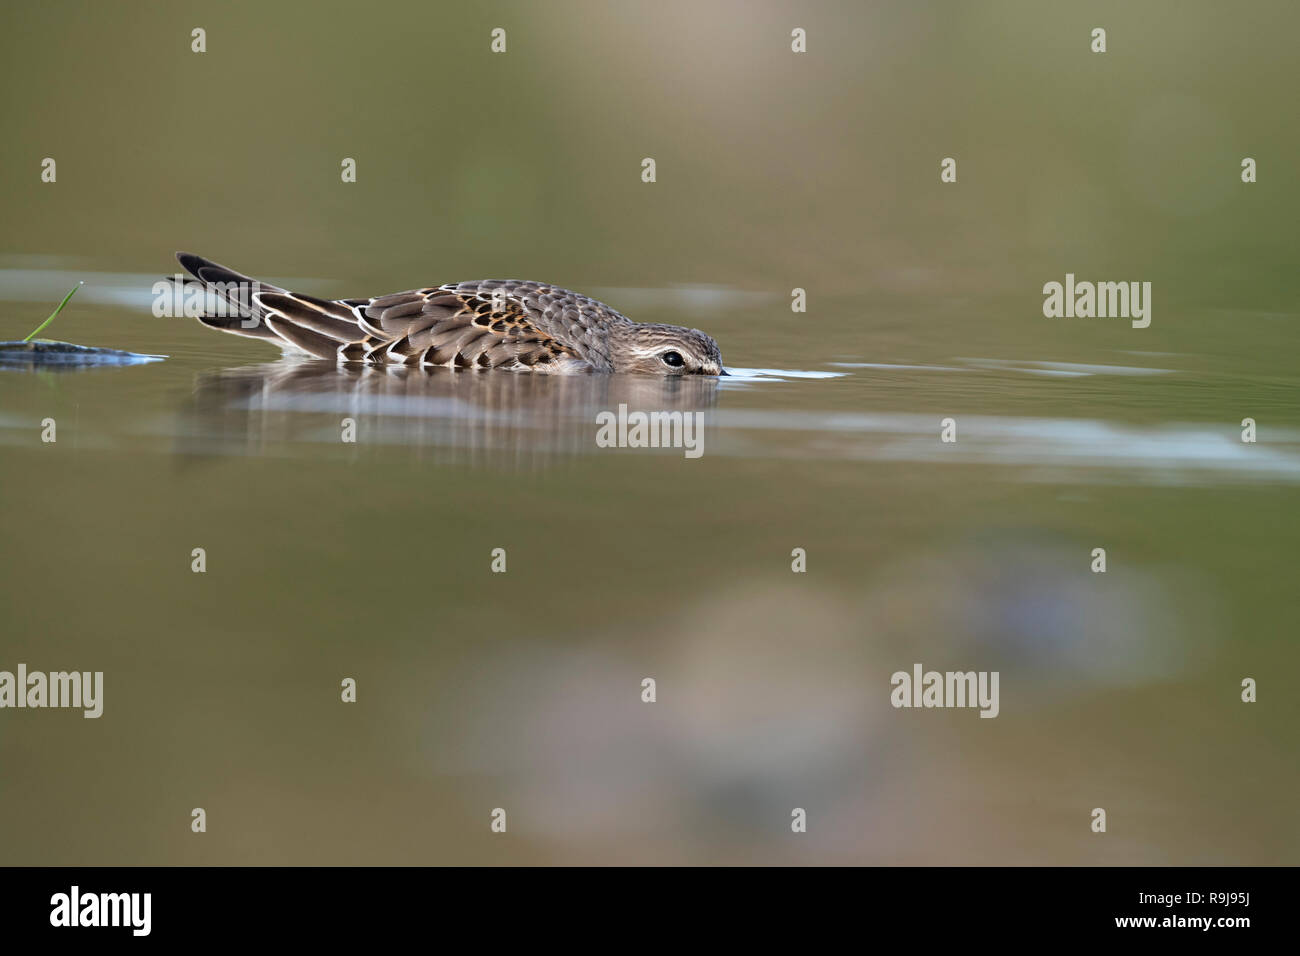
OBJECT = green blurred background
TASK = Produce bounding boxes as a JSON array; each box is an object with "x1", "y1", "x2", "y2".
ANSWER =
[{"x1": 0, "y1": 1, "x2": 1297, "y2": 864}]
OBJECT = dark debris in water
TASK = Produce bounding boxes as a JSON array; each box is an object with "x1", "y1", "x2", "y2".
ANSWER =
[{"x1": 0, "y1": 339, "x2": 166, "y2": 369}]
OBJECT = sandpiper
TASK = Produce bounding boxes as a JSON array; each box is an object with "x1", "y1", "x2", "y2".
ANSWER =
[{"x1": 175, "y1": 253, "x2": 726, "y2": 375}]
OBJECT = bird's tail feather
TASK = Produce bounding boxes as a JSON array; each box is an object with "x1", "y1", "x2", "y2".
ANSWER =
[{"x1": 175, "y1": 252, "x2": 287, "y2": 339}]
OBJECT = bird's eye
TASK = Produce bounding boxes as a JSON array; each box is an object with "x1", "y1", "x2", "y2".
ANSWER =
[{"x1": 661, "y1": 350, "x2": 685, "y2": 368}]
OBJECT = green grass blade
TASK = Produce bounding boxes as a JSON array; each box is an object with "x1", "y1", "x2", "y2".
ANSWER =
[{"x1": 23, "y1": 281, "x2": 84, "y2": 342}]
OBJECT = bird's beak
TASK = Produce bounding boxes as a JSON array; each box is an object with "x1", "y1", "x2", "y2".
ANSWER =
[{"x1": 718, "y1": 367, "x2": 730, "y2": 376}]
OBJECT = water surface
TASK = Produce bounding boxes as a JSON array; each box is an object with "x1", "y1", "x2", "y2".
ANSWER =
[{"x1": 1, "y1": 0, "x2": 1298, "y2": 866}]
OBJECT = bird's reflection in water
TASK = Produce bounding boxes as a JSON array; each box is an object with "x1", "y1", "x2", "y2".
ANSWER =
[{"x1": 182, "y1": 359, "x2": 721, "y2": 465}]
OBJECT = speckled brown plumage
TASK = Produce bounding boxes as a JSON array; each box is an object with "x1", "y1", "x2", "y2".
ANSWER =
[{"x1": 176, "y1": 253, "x2": 726, "y2": 376}]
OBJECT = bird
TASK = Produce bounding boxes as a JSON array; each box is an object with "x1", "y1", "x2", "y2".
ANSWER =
[{"x1": 175, "y1": 253, "x2": 726, "y2": 375}]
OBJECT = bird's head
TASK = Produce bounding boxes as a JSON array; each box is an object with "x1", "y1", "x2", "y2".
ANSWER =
[{"x1": 610, "y1": 323, "x2": 726, "y2": 376}]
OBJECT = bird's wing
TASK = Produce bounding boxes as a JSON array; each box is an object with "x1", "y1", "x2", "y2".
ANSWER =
[
  {"x1": 253, "y1": 286, "x2": 582, "y2": 370},
  {"x1": 176, "y1": 254, "x2": 596, "y2": 369}
]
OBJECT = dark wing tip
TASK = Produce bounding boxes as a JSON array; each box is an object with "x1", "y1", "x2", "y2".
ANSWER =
[{"x1": 176, "y1": 251, "x2": 209, "y2": 279}]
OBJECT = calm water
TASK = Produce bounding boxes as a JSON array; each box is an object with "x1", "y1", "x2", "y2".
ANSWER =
[{"x1": 1, "y1": 0, "x2": 1298, "y2": 864}]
